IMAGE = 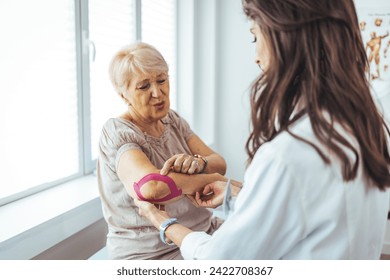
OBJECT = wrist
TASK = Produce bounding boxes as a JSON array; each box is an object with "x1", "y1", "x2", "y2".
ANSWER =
[
  {"x1": 159, "y1": 218, "x2": 178, "y2": 245},
  {"x1": 193, "y1": 154, "x2": 208, "y2": 173}
]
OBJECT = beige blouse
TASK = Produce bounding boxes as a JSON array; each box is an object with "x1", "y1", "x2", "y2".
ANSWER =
[{"x1": 97, "y1": 110, "x2": 221, "y2": 259}]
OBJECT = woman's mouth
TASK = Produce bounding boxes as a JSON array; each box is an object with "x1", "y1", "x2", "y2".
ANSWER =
[{"x1": 154, "y1": 102, "x2": 165, "y2": 110}]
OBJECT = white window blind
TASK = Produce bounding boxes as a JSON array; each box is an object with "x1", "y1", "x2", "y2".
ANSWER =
[
  {"x1": 89, "y1": 0, "x2": 137, "y2": 160},
  {"x1": 141, "y1": 0, "x2": 177, "y2": 109},
  {"x1": 0, "y1": 0, "x2": 79, "y2": 202}
]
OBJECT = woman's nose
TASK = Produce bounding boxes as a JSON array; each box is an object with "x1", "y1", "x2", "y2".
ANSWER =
[{"x1": 151, "y1": 84, "x2": 162, "y2": 98}]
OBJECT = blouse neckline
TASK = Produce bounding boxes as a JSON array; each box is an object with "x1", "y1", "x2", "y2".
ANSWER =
[{"x1": 116, "y1": 112, "x2": 173, "y2": 145}]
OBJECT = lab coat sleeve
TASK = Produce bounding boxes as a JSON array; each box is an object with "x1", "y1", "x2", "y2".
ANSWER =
[
  {"x1": 180, "y1": 145, "x2": 307, "y2": 259},
  {"x1": 181, "y1": 232, "x2": 213, "y2": 259}
]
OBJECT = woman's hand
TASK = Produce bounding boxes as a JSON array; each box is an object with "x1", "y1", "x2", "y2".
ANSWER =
[{"x1": 160, "y1": 154, "x2": 205, "y2": 175}]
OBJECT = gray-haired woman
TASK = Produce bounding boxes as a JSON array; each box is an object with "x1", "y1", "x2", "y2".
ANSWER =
[{"x1": 98, "y1": 42, "x2": 227, "y2": 260}]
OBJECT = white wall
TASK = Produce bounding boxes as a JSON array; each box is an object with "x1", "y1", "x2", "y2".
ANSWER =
[
  {"x1": 214, "y1": 0, "x2": 259, "y2": 181},
  {"x1": 185, "y1": 0, "x2": 259, "y2": 181}
]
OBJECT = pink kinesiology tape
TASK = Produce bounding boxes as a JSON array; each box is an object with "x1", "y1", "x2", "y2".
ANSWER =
[{"x1": 133, "y1": 173, "x2": 182, "y2": 203}]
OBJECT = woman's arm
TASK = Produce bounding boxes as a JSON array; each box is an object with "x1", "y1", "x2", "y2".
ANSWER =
[
  {"x1": 117, "y1": 149, "x2": 227, "y2": 204},
  {"x1": 160, "y1": 134, "x2": 227, "y2": 175}
]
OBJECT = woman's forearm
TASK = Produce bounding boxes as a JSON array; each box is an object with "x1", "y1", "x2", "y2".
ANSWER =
[
  {"x1": 169, "y1": 172, "x2": 227, "y2": 195},
  {"x1": 202, "y1": 153, "x2": 227, "y2": 175}
]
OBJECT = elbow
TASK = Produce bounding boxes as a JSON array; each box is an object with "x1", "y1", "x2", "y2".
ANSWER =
[
  {"x1": 137, "y1": 181, "x2": 171, "y2": 201},
  {"x1": 218, "y1": 158, "x2": 227, "y2": 175},
  {"x1": 132, "y1": 173, "x2": 183, "y2": 204}
]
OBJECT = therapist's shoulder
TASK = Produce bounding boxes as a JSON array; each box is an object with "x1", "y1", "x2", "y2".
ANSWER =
[{"x1": 260, "y1": 115, "x2": 324, "y2": 168}]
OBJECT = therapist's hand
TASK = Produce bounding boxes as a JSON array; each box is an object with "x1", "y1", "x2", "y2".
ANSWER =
[
  {"x1": 133, "y1": 198, "x2": 170, "y2": 229},
  {"x1": 134, "y1": 197, "x2": 194, "y2": 247},
  {"x1": 188, "y1": 179, "x2": 243, "y2": 208},
  {"x1": 191, "y1": 181, "x2": 227, "y2": 209}
]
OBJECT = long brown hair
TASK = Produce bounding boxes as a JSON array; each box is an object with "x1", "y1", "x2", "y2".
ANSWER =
[{"x1": 243, "y1": 0, "x2": 390, "y2": 190}]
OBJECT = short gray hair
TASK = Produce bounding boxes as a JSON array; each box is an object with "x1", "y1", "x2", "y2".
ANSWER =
[{"x1": 109, "y1": 42, "x2": 169, "y2": 94}]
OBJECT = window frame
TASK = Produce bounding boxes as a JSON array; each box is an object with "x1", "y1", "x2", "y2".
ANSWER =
[{"x1": 0, "y1": 0, "x2": 178, "y2": 206}]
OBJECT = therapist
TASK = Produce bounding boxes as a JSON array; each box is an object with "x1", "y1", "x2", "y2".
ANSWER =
[{"x1": 135, "y1": 0, "x2": 390, "y2": 259}]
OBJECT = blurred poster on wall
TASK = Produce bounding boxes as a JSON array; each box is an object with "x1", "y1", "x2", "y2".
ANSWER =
[{"x1": 355, "y1": 0, "x2": 390, "y2": 120}]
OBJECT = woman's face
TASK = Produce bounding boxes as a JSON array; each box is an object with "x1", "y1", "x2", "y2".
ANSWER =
[
  {"x1": 123, "y1": 71, "x2": 170, "y2": 122},
  {"x1": 250, "y1": 21, "x2": 270, "y2": 71}
]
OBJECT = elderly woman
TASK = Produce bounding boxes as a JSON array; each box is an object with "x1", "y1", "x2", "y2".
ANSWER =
[{"x1": 97, "y1": 42, "x2": 226, "y2": 260}]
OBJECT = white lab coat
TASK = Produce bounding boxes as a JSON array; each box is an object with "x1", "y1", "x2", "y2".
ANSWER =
[{"x1": 181, "y1": 115, "x2": 390, "y2": 259}]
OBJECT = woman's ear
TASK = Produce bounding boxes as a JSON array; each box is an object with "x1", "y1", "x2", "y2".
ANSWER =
[{"x1": 120, "y1": 93, "x2": 130, "y2": 106}]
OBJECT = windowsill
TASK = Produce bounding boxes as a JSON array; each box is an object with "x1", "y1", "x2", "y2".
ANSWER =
[{"x1": 0, "y1": 175, "x2": 103, "y2": 260}]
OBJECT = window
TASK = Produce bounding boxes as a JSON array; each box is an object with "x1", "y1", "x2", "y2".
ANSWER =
[
  {"x1": 141, "y1": 0, "x2": 177, "y2": 109},
  {"x1": 0, "y1": 0, "x2": 177, "y2": 205},
  {"x1": 88, "y1": 0, "x2": 137, "y2": 161}
]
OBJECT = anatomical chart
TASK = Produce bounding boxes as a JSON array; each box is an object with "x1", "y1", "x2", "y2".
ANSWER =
[{"x1": 357, "y1": 7, "x2": 390, "y2": 98}]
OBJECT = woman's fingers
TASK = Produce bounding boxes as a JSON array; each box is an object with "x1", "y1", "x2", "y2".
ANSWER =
[
  {"x1": 160, "y1": 156, "x2": 177, "y2": 175},
  {"x1": 176, "y1": 155, "x2": 192, "y2": 173},
  {"x1": 187, "y1": 160, "x2": 199, "y2": 174},
  {"x1": 161, "y1": 154, "x2": 202, "y2": 175},
  {"x1": 172, "y1": 155, "x2": 186, "y2": 173}
]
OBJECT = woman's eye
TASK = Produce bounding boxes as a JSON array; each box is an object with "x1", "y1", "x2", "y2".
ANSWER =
[
  {"x1": 138, "y1": 83, "x2": 150, "y2": 90},
  {"x1": 157, "y1": 79, "x2": 166, "y2": 84}
]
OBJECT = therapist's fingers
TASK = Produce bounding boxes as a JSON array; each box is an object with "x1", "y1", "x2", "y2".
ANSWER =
[
  {"x1": 202, "y1": 184, "x2": 213, "y2": 195},
  {"x1": 195, "y1": 191, "x2": 216, "y2": 208},
  {"x1": 155, "y1": 204, "x2": 165, "y2": 211},
  {"x1": 197, "y1": 182, "x2": 226, "y2": 208},
  {"x1": 133, "y1": 197, "x2": 153, "y2": 217},
  {"x1": 133, "y1": 197, "x2": 167, "y2": 218}
]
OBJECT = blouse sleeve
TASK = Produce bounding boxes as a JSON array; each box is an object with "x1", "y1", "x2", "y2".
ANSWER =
[
  {"x1": 168, "y1": 110, "x2": 194, "y2": 141},
  {"x1": 180, "y1": 144, "x2": 306, "y2": 259},
  {"x1": 99, "y1": 118, "x2": 149, "y2": 172}
]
